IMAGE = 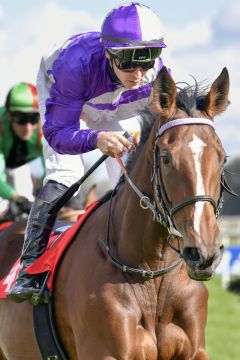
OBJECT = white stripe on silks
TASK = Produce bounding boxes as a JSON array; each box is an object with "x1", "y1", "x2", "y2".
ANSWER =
[
  {"x1": 188, "y1": 134, "x2": 206, "y2": 236},
  {"x1": 137, "y1": 5, "x2": 164, "y2": 40},
  {"x1": 83, "y1": 59, "x2": 160, "y2": 107}
]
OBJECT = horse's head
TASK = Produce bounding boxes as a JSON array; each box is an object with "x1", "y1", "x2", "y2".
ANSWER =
[{"x1": 152, "y1": 66, "x2": 230, "y2": 281}]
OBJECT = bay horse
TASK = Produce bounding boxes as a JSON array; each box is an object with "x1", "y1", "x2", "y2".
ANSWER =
[{"x1": 0, "y1": 66, "x2": 230, "y2": 359}]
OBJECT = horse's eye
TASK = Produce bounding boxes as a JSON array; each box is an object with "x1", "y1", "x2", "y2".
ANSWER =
[
  {"x1": 224, "y1": 156, "x2": 228, "y2": 164},
  {"x1": 160, "y1": 151, "x2": 170, "y2": 165}
]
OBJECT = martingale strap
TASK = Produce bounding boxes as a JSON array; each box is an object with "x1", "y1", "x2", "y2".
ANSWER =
[{"x1": 103, "y1": 173, "x2": 183, "y2": 279}]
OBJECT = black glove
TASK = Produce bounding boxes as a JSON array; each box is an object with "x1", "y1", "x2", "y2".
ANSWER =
[{"x1": 10, "y1": 196, "x2": 33, "y2": 216}]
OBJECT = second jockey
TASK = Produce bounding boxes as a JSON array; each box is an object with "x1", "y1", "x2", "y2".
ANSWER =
[{"x1": 0, "y1": 83, "x2": 43, "y2": 216}]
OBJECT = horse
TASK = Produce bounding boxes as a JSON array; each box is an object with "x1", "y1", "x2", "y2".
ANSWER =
[{"x1": 0, "y1": 66, "x2": 230, "y2": 359}]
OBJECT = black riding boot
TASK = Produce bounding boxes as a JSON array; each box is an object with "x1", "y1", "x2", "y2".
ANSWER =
[{"x1": 7, "y1": 180, "x2": 67, "y2": 303}]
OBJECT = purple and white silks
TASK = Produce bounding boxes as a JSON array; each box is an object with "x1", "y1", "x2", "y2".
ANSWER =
[{"x1": 41, "y1": 32, "x2": 163, "y2": 155}]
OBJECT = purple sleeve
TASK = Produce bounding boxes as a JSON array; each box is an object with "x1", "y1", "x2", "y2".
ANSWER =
[{"x1": 43, "y1": 53, "x2": 100, "y2": 154}]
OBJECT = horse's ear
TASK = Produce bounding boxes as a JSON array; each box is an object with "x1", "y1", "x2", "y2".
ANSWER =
[
  {"x1": 152, "y1": 66, "x2": 176, "y2": 119},
  {"x1": 204, "y1": 67, "x2": 230, "y2": 118}
]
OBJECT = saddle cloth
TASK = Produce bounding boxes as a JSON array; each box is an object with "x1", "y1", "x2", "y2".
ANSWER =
[
  {"x1": 0, "y1": 201, "x2": 100, "y2": 299},
  {"x1": 0, "y1": 221, "x2": 13, "y2": 232}
]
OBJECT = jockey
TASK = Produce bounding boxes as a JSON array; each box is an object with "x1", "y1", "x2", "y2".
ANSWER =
[
  {"x1": 0, "y1": 82, "x2": 43, "y2": 215},
  {"x1": 8, "y1": 2, "x2": 167, "y2": 302}
]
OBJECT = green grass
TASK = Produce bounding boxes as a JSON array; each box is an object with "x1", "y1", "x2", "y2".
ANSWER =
[{"x1": 206, "y1": 276, "x2": 240, "y2": 359}]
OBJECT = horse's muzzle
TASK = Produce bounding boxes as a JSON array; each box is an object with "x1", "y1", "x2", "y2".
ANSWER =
[{"x1": 182, "y1": 245, "x2": 224, "y2": 281}]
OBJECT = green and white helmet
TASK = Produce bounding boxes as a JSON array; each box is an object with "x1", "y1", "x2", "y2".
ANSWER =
[{"x1": 6, "y1": 82, "x2": 39, "y2": 113}]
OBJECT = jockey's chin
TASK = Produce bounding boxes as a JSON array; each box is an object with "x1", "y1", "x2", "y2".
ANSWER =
[{"x1": 122, "y1": 79, "x2": 142, "y2": 90}]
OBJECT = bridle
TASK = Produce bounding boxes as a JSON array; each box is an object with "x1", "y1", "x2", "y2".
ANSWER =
[
  {"x1": 104, "y1": 118, "x2": 237, "y2": 278},
  {"x1": 153, "y1": 119, "x2": 219, "y2": 220},
  {"x1": 151, "y1": 118, "x2": 237, "y2": 253}
]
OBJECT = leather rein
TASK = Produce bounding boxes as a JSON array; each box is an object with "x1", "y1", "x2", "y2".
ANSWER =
[{"x1": 104, "y1": 118, "x2": 237, "y2": 278}]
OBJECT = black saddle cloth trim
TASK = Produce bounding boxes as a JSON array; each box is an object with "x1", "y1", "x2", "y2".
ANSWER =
[{"x1": 33, "y1": 300, "x2": 68, "y2": 360}]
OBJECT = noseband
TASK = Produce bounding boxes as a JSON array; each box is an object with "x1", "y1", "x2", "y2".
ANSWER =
[{"x1": 104, "y1": 118, "x2": 237, "y2": 278}]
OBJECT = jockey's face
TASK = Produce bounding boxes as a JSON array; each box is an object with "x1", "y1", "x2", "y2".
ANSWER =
[
  {"x1": 113, "y1": 61, "x2": 148, "y2": 89},
  {"x1": 105, "y1": 51, "x2": 149, "y2": 90},
  {"x1": 8, "y1": 112, "x2": 39, "y2": 140}
]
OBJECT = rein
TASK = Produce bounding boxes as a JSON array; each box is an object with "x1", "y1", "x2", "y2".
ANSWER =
[
  {"x1": 104, "y1": 184, "x2": 182, "y2": 279},
  {"x1": 104, "y1": 118, "x2": 237, "y2": 278}
]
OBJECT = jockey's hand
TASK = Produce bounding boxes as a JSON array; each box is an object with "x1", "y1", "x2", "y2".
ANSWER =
[
  {"x1": 97, "y1": 131, "x2": 136, "y2": 157},
  {"x1": 10, "y1": 196, "x2": 33, "y2": 216}
]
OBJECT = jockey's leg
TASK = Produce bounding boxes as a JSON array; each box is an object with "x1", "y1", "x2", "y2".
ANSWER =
[{"x1": 7, "y1": 180, "x2": 67, "y2": 303}]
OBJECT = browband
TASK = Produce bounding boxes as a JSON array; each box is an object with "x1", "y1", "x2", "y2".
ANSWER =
[{"x1": 158, "y1": 118, "x2": 215, "y2": 137}]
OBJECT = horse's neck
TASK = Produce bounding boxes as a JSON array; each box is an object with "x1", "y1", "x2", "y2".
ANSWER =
[{"x1": 112, "y1": 150, "x2": 168, "y2": 267}]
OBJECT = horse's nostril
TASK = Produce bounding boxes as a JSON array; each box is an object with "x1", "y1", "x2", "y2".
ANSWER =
[
  {"x1": 182, "y1": 247, "x2": 201, "y2": 262},
  {"x1": 198, "y1": 257, "x2": 214, "y2": 270}
]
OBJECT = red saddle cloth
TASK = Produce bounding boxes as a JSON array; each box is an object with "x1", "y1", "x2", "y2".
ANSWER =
[
  {"x1": 0, "y1": 221, "x2": 13, "y2": 232},
  {"x1": 0, "y1": 201, "x2": 100, "y2": 299}
]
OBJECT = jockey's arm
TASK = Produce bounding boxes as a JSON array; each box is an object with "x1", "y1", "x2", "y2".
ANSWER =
[{"x1": 42, "y1": 55, "x2": 133, "y2": 158}]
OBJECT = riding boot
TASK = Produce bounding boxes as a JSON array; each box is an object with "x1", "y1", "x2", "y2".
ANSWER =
[{"x1": 7, "y1": 180, "x2": 67, "y2": 303}]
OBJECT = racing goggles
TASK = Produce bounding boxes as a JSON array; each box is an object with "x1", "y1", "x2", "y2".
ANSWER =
[
  {"x1": 110, "y1": 47, "x2": 162, "y2": 71},
  {"x1": 113, "y1": 57, "x2": 155, "y2": 71},
  {"x1": 11, "y1": 112, "x2": 39, "y2": 125}
]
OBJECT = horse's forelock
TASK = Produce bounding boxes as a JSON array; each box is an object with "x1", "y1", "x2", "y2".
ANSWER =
[{"x1": 176, "y1": 80, "x2": 210, "y2": 116}]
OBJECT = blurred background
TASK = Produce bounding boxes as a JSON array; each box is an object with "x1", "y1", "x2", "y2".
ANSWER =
[{"x1": 0, "y1": 1, "x2": 240, "y2": 358}]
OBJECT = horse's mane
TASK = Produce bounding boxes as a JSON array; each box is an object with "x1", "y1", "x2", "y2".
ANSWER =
[{"x1": 125, "y1": 78, "x2": 210, "y2": 173}]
